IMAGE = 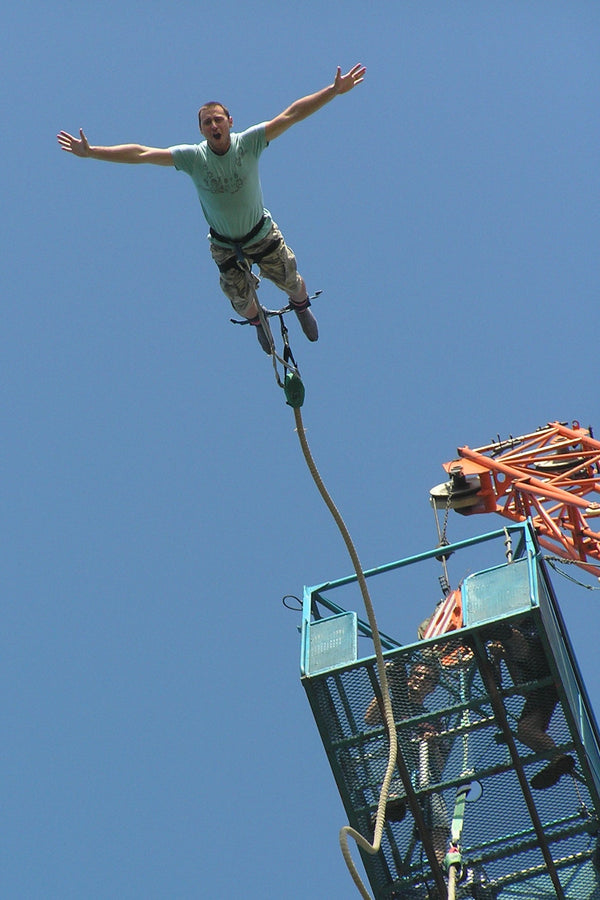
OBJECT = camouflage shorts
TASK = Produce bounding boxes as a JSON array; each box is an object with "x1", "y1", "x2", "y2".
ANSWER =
[{"x1": 209, "y1": 222, "x2": 304, "y2": 318}]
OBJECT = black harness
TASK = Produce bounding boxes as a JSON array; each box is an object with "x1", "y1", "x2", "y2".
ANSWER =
[{"x1": 210, "y1": 216, "x2": 282, "y2": 273}]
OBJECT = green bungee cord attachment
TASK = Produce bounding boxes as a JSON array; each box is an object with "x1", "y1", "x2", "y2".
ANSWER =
[{"x1": 284, "y1": 372, "x2": 305, "y2": 408}]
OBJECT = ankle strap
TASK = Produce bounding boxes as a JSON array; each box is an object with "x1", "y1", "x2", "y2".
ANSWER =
[{"x1": 290, "y1": 296, "x2": 311, "y2": 312}]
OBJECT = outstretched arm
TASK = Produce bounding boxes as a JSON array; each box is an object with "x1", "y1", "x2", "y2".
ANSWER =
[
  {"x1": 57, "y1": 129, "x2": 174, "y2": 166},
  {"x1": 265, "y1": 63, "x2": 366, "y2": 142}
]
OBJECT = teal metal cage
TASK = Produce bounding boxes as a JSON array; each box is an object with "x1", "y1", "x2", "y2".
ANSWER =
[{"x1": 301, "y1": 523, "x2": 600, "y2": 899}]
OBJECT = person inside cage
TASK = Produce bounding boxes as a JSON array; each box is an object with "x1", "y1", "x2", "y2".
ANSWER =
[
  {"x1": 486, "y1": 619, "x2": 575, "y2": 790},
  {"x1": 365, "y1": 658, "x2": 450, "y2": 866}
]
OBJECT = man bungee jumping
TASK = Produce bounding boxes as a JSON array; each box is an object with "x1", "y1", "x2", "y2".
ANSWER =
[{"x1": 57, "y1": 64, "x2": 366, "y2": 354}]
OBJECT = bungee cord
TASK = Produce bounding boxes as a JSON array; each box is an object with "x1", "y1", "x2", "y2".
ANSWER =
[
  {"x1": 238, "y1": 264, "x2": 445, "y2": 895},
  {"x1": 292, "y1": 404, "x2": 399, "y2": 898}
]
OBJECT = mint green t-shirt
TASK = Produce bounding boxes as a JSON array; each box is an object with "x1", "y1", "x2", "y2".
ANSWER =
[{"x1": 170, "y1": 123, "x2": 272, "y2": 246}]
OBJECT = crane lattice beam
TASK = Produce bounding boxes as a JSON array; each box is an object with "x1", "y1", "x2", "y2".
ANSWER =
[{"x1": 432, "y1": 421, "x2": 600, "y2": 577}]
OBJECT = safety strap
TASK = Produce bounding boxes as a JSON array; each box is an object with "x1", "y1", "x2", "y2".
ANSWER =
[
  {"x1": 451, "y1": 783, "x2": 470, "y2": 845},
  {"x1": 209, "y1": 215, "x2": 265, "y2": 247},
  {"x1": 217, "y1": 236, "x2": 283, "y2": 274},
  {"x1": 444, "y1": 783, "x2": 471, "y2": 877},
  {"x1": 278, "y1": 312, "x2": 298, "y2": 374},
  {"x1": 290, "y1": 295, "x2": 312, "y2": 312}
]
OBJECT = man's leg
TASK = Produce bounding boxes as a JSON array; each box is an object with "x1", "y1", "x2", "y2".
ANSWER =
[
  {"x1": 519, "y1": 689, "x2": 575, "y2": 789},
  {"x1": 209, "y1": 245, "x2": 271, "y2": 353},
  {"x1": 517, "y1": 698, "x2": 556, "y2": 755},
  {"x1": 247, "y1": 224, "x2": 319, "y2": 342},
  {"x1": 288, "y1": 282, "x2": 319, "y2": 342}
]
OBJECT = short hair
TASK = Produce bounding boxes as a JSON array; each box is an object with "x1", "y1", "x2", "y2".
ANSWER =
[
  {"x1": 198, "y1": 102, "x2": 231, "y2": 129},
  {"x1": 410, "y1": 660, "x2": 439, "y2": 688}
]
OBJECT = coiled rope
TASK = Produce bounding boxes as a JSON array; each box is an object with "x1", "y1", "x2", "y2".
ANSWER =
[{"x1": 292, "y1": 405, "x2": 398, "y2": 899}]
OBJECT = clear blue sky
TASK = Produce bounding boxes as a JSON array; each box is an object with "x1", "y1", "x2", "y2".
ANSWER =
[{"x1": 3, "y1": 2, "x2": 599, "y2": 897}]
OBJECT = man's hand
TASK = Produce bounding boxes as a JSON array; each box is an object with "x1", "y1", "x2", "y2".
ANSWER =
[
  {"x1": 57, "y1": 128, "x2": 90, "y2": 157},
  {"x1": 265, "y1": 62, "x2": 367, "y2": 142},
  {"x1": 334, "y1": 64, "x2": 366, "y2": 95},
  {"x1": 56, "y1": 131, "x2": 173, "y2": 166}
]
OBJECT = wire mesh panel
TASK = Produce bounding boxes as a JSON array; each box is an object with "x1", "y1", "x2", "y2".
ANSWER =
[{"x1": 301, "y1": 528, "x2": 600, "y2": 899}]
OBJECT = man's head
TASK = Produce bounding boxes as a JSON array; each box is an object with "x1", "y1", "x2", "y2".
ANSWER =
[
  {"x1": 408, "y1": 661, "x2": 438, "y2": 699},
  {"x1": 198, "y1": 102, "x2": 233, "y2": 154}
]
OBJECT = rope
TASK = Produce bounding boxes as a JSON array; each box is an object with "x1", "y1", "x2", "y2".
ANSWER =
[{"x1": 292, "y1": 406, "x2": 399, "y2": 900}]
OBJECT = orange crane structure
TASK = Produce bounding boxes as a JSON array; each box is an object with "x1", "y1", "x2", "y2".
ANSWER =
[{"x1": 430, "y1": 421, "x2": 600, "y2": 578}]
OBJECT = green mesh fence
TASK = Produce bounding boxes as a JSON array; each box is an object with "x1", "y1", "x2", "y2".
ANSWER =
[{"x1": 302, "y1": 529, "x2": 600, "y2": 899}]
